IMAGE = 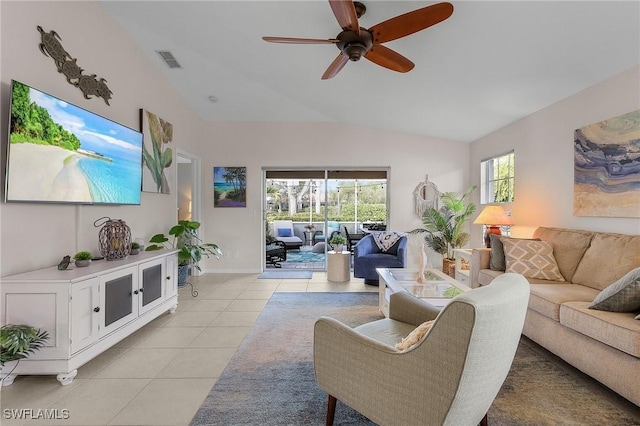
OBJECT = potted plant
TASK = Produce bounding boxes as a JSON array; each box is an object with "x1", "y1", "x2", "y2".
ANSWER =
[
  {"x1": 1, "y1": 324, "x2": 49, "y2": 382},
  {"x1": 130, "y1": 242, "x2": 141, "y2": 255},
  {"x1": 329, "y1": 234, "x2": 347, "y2": 252},
  {"x1": 146, "y1": 220, "x2": 222, "y2": 286},
  {"x1": 73, "y1": 251, "x2": 93, "y2": 267},
  {"x1": 410, "y1": 186, "x2": 476, "y2": 277}
]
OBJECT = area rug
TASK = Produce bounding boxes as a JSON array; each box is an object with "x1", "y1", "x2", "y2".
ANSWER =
[
  {"x1": 258, "y1": 270, "x2": 313, "y2": 279},
  {"x1": 190, "y1": 292, "x2": 640, "y2": 426},
  {"x1": 284, "y1": 250, "x2": 326, "y2": 263}
]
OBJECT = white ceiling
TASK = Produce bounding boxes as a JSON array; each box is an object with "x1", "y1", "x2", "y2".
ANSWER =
[{"x1": 100, "y1": 1, "x2": 640, "y2": 143}]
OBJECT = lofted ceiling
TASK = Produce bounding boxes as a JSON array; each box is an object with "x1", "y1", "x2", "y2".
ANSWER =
[{"x1": 100, "y1": 1, "x2": 640, "y2": 143}]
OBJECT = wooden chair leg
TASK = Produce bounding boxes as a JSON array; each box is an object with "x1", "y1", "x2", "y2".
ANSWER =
[
  {"x1": 479, "y1": 413, "x2": 488, "y2": 426},
  {"x1": 326, "y1": 395, "x2": 337, "y2": 426}
]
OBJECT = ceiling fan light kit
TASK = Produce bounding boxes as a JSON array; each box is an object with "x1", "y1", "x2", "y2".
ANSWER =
[{"x1": 262, "y1": 0, "x2": 454, "y2": 79}]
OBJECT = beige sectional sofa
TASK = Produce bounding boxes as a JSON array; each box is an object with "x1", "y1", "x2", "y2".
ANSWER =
[{"x1": 470, "y1": 227, "x2": 640, "y2": 406}]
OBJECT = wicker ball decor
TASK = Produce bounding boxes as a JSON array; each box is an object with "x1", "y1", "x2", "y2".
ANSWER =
[{"x1": 94, "y1": 217, "x2": 131, "y2": 260}]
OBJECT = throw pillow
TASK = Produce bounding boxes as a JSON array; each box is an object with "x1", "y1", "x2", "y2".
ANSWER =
[
  {"x1": 277, "y1": 228, "x2": 292, "y2": 237},
  {"x1": 635, "y1": 313, "x2": 640, "y2": 320},
  {"x1": 501, "y1": 238, "x2": 565, "y2": 281},
  {"x1": 589, "y1": 267, "x2": 640, "y2": 312},
  {"x1": 395, "y1": 320, "x2": 434, "y2": 351},
  {"x1": 489, "y1": 235, "x2": 540, "y2": 271}
]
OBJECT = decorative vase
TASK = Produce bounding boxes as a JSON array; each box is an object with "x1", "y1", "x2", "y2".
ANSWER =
[
  {"x1": 94, "y1": 217, "x2": 131, "y2": 260},
  {"x1": 178, "y1": 264, "x2": 190, "y2": 287},
  {"x1": 442, "y1": 258, "x2": 456, "y2": 278},
  {"x1": 75, "y1": 259, "x2": 91, "y2": 267}
]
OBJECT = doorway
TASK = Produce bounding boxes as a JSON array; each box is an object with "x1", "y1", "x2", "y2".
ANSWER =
[{"x1": 264, "y1": 168, "x2": 389, "y2": 271}]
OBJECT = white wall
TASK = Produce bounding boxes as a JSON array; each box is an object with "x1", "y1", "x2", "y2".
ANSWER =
[
  {"x1": 0, "y1": 1, "x2": 201, "y2": 276},
  {"x1": 470, "y1": 65, "x2": 640, "y2": 244}
]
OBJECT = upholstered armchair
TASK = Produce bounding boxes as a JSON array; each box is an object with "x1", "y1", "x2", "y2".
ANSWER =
[
  {"x1": 353, "y1": 234, "x2": 407, "y2": 285},
  {"x1": 314, "y1": 273, "x2": 530, "y2": 426}
]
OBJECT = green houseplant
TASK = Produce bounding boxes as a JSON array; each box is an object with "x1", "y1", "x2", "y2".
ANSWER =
[
  {"x1": 130, "y1": 242, "x2": 141, "y2": 255},
  {"x1": 410, "y1": 186, "x2": 476, "y2": 274},
  {"x1": 329, "y1": 234, "x2": 347, "y2": 252},
  {"x1": 1, "y1": 324, "x2": 48, "y2": 370},
  {"x1": 146, "y1": 220, "x2": 222, "y2": 285},
  {"x1": 73, "y1": 251, "x2": 92, "y2": 267}
]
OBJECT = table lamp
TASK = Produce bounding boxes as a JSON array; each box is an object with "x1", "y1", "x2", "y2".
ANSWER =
[{"x1": 473, "y1": 206, "x2": 514, "y2": 248}]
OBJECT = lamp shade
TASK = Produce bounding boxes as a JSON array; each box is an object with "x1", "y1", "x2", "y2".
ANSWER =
[{"x1": 473, "y1": 206, "x2": 514, "y2": 226}]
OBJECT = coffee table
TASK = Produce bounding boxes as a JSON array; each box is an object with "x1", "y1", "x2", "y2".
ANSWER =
[{"x1": 376, "y1": 268, "x2": 471, "y2": 317}]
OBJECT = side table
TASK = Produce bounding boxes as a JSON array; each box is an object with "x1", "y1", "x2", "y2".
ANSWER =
[
  {"x1": 453, "y1": 248, "x2": 472, "y2": 286},
  {"x1": 327, "y1": 251, "x2": 350, "y2": 282}
]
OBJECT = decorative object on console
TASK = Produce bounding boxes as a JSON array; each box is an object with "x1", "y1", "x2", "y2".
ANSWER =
[
  {"x1": 0, "y1": 325, "x2": 48, "y2": 371},
  {"x1": 94, "y1": 217, "x2": 131, "y2": 260},
  {"x1": 141, "y1": 110, "x2": 174, "y2": 194},
  {"x1": 146, "y1": 220, "x2": 222, "y2": 286},
  {"x1": 473, "y1": 205, "x2": 514, "y2": 248},
  {"x1": 574, "y1": 109, "x2": 640, "y2": 218},
  {"x1": 73, "y1": 251, "x2": 92, "y2": 267},
  {"x1": 129, "y1": 242, "x2": 141, "y2": 255},
  {"x1": 409, "y1": 186, "x2": 476, "y2": 277},
  {"x1": 57, "y1": 255, "x2": 71, "y2": 270},
  {"x1": 37, "y1": 26, "x2": 113, "y2": 105},
  {"x1": 214, "y1": 167, "x2": 247, "y2": 207}
]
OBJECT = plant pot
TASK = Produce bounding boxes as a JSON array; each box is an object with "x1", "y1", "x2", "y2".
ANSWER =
[
  {"x1": 178, "y1": 264, "x2": 190, "y2": 287},
  {"x1": 130, "y1": 248, "x2": 140, "y2": 255},
  {"x1": 333, "y1": 244, "x2": 344, "y2": 253},
  {"x1": 442, "y1": 258, "x2": 456, "y2": 278},
  {"x1": 75, "y1": 259, "x2": 91, "y2": 267}
]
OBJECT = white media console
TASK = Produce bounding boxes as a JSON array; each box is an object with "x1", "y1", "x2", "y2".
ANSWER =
[{"x1": 0, "y1": 249, "x2": 179, "y2": 386}]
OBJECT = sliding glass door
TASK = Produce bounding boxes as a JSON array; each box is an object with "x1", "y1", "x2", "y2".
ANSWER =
[{"x1": 264, "y1": 168, "x2": 388, "y2": 271}]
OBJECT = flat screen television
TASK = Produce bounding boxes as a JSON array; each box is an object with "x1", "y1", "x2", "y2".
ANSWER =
[{"x1": 5, "y1": 80, "x2": 143, "y2": 205}]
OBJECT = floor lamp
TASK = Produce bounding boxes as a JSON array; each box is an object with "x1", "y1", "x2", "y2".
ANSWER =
[{"x1": 473, "y1": 206, "x2": 514, "y2": 248}]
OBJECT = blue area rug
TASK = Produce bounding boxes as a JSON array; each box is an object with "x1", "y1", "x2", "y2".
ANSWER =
[
  {"x1": 284, "y1": 251, "x2": 325, "y2": 263},
  {"x1": 258, "y1": 270, "x2": 313, "y2": 279}
]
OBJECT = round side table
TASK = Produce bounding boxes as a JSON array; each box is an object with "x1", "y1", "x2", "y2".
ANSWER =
[{"x1": 327, "y1": 251, "x2": 351, "y2": 282}]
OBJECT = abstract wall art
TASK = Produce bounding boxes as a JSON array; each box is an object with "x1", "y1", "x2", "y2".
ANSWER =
[{"x1": 574, "y1": 109, "x2": 640, "y2": 217}]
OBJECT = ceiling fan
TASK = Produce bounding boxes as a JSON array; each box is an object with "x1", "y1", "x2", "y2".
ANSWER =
[{"x1": 262, "y1": 0, "x2": 454, "y2": 80}]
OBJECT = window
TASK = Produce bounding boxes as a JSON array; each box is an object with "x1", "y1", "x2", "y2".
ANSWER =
[{"x1": 480, "y1": 151, "x2": 514, "y2": 204}]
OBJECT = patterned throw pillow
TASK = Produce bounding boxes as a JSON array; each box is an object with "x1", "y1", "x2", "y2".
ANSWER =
[
  {"x1": 589, "y1": 267, "x2": 640, "y2": 312},
  {"x1": 501, "y1": 238, "x2": 565, "y2": 281},
  {"x1": 395, "y1": 320, "x2": 434, "y2": 351},
  {"x1": 489, "y1": 235, "x2": 541, "y2": 271}
]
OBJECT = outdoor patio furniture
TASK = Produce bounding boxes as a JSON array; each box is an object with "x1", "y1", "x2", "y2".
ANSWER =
[
  {"x1": 266, "y1": 240, "x2": 287, "y2": 268},
  {"x1": 344, "y1": 226, "x2": 364, "y2": 252},
  {"x1": 313, "y1": 221, "x2": 341, "y2": 244},
  {"x1": 272, "y1": 220, "x2": 303, "y2": 250}
]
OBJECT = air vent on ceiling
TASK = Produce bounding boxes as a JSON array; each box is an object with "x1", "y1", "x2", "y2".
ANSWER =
[{"x1": 156, "y1": 50, "x2": 182, "y2": 69}]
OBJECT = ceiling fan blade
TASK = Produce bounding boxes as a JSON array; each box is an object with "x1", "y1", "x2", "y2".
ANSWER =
[
  {"x1": 321, "y1": 54, "x2": 349, "y2": 80},
  {"x1": 263, "y1": 36, "x2": 339, "y2": 44},
  {"x1": 369, "y1": 2, "x2": 454, "y2": 44},
  {"x1": 365, "y1": 45, "x2": 414, "y2": 73},
  {"x1": 328, "y1": 0, "x2": 360, "y2": 34}
]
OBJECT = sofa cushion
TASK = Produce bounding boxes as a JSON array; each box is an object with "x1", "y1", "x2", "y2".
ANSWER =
[
  {"x1": 533, "y1": 227, "x2": 594, "y2": 282},
  {"x1": 560, "y1": 301, "x2": 640, "y2": 357},
  {"x1": 589, "y1": 267, "x2": 640, "y2": 312},
  {"x1": 572, "y1": 232, "x2": 640, "y2": 290},
  {"x1": 528, "y1": 284, "x2": 599, "y2": 321},
  {"x1": 477, "y1": 269, "x2": 503, "y2": 287},
  {"x1": 502, "y1": 239, "x2": 565, "y2": 281},
  {"x1": 489, "y1": 235, "x2": 540, "y2": 271}
]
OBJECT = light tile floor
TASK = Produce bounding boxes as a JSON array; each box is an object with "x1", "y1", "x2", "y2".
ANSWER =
[{"x1": 0, "y1": 272, "x2": 375, "y2": 426}]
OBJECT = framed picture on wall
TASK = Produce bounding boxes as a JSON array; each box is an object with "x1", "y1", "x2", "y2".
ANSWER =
[
  {"x1": 214, "y1": 167, "x2": 246, "y2": 207},
  {"x1": 140, "y1": 109, "x2": 174, "y2": 194},
  {"x1": 574, "y1": 109, "x2": 640, "y2": 218}
]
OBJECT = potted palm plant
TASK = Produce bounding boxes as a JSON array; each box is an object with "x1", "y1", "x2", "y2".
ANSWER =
[
  {"x1": 146, "y1": 220, "x2": 222, "y2": 286},
  {"x1": 1, "y1": 324, "x2": 48, "y2": 383},
  {"x1": 410, "y1": 186, "x2": 476, "y2": 277}
]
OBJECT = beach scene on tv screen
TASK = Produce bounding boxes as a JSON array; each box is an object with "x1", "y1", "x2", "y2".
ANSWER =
[{"x1": 7, "y1": 81, "x2": 143, "y2": 204}]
